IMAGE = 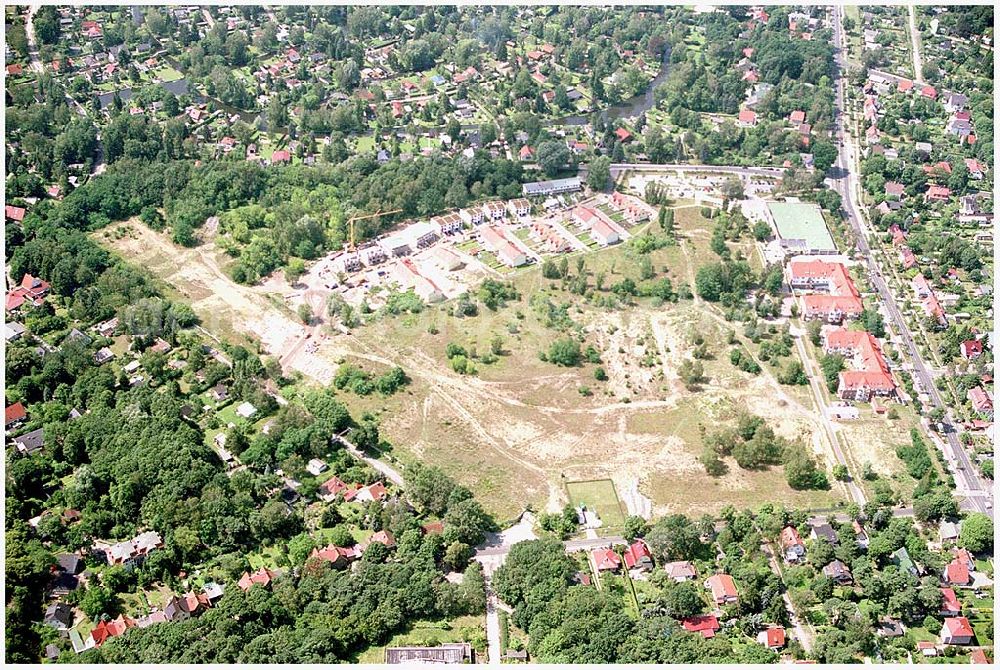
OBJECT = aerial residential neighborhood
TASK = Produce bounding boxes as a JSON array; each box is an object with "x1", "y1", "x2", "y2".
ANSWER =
[{"x1": 4, "y1": 3, "x2": 994, "y2": 666}]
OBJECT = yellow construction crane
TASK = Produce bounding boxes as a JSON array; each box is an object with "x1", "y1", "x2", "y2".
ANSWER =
[{"x1": 345, "y1": 208, "x2": 402, "y2": 251}]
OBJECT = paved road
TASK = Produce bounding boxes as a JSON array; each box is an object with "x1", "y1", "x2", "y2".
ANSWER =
[
  {"x1": 829, "y1": 7, "x2": 991, "y2": 517},
  {"x1": 907, "y1": 5, "x2": 924, "y2": 82},
  {"x1": 608, "y1": 162, "x2": 786, "y2": 179},
  {"x1": 335, "y1": 432, "x2": 406, "y2": 487},
  {"x1": 484, "y1": 580, "x2": 502, "y2": 664}
]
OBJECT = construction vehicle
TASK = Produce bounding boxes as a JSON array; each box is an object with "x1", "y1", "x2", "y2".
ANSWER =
[{"x1": 345, "y1": 209, "x2": 402, "y2": 251}]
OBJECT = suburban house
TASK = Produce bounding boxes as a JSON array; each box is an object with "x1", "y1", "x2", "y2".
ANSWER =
[
  {"x1": 663, "y1": 561, "x2": 697, "y2": 582},
  {"x1": 102, "y1": 531, "x2": 164, "y2": 567},
  {"x1": 939, "y1": 520, "x2": 961, "y2": 543},
  {"x1": 431, "y1": 212, "x2": 464, "y2": 235},
  {"x1": 237, "y1": 567, "x2": 276, "y2": 592},
  {"x1": 682, "y1": 614, "x2": 720, "y2": 639},
  {"x1": 591, "y1": 218, "x2": 621, "y2": 246},
  {"x1": 780, "y1": 526, "x2": 806, "y2": 562},
  {"x1": 943, "y1": 558, "x2": 971, "y2": 586},
  {"x1": 44, "y1": 602, "x2": 74, "y2": 630},
  {"x1": 507, "y1": 199, "x2": 531, "y2": 218},
  {"x1": 318, "y1": 475, "x2": 361, "y2": 502},
  {"x1": 6, "y1": 401, "x2": 27, "y2": 429},
  {"x1": 737, "y1": 109, "x2": 758, "y2": 127},
  {"x1": 968, "y1": 386, "x2": 993, "y2": 420},
  {"x1": 757, "y1": 627, "x2": 786, "y2": 649},
  {"x1": 891, "y1": 547, "x2": 919, "y2": 576},
  {"x1": 853, "y1": 521, "x2": 870, "y2": 548},
  {"x1": 90, "y1": 615, "x2": 136, "y2": 647},
  {"x1": 310, "y1": 544, "x2": 358, "y2": 569},
  {"x1": 164, "y1": 591, "x2": 211, "y2": 621},
  {"x1": 591, "y1": 547, "x2": 621, "y2": 572},
  {"x1": 705, "y1": 574, "x2": 739, "y2": 605},
  {"x1": 940, "y1": 587, "x2": 962, "y2": 617},
  {"x1": 459, "y1": 206, "x2": 485, "y2": 226},
  {"x1": 6, "y1": 274, "x2": 51, "y2": 312},
  {"x1": 307, "y1": 459, "x2": 328, "y2": 476},
  {"x1": 622, "y1": 540, "x2": 653, "y2": 572},
  {"x1": 809, "y1": 522, "x2": 838, "y2": 545},
  {"x1": 822, "y1": 560, "x2": 853, "y2": 585},
  {"x1": 940, "y1": 616, "x2": 974, "y2": 645},
  {"x1": 960, "y1": 339, "x2": 984, "y2": 360},
  {"x1": 344, "y1": 481, "x2": 389, "y2": 503}
]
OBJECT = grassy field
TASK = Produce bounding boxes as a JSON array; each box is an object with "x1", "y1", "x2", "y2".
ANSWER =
[{"x1": 566, "y1": 479, "x2": 625, "y2": 528}]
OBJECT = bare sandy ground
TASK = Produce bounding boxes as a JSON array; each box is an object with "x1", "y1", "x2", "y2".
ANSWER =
[{"x1": 99, "y1": 222, "x2": 846, "y2": 517}]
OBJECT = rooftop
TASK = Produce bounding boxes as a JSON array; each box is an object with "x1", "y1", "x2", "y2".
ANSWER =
[{"x1": 768, "y1": 201, "x2": 836, "y2": 252}]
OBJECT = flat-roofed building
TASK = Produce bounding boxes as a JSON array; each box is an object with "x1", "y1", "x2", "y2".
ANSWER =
[
  {"x1": 766, "y1": 201, "x2": 837, "y2": 255},
  {"x1": 522, "y1": 176, "x2": 582, "y2": 197}
]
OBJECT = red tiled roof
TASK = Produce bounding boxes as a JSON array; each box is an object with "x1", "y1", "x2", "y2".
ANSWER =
[
  {"x1": 944, "y1": 559, "x2": 970, "y2": 585},
  {"x1": 682, "y1": 614, "x2": 720, "y2": 638},
  {"x1": 943, "y1": 616, "x2": 973, "y2": 638},
  {"x1": 5, "y1": 402, "x2": 27, "y2": 425},
  {"x1": 707, "y1": 573, "x2": 738, "y2": 600},
  {"x1": 781, "y1": 526, "x2": 803, "y2": 549},
  {"x1": 622, "y1": 540, "x2": 651, "y2": 568},
  {"x1": 970, "y1": 649, "x2": 991, "y2": 664},
  {"x1": 591, "y1": 548, "x2": 621, "y2": 571},
  {"x1": 940, "y1": 587, "x2": 962, "y2": 613},
  {"x1": 761, "y1": 627, "x2": 786, "y2": 648},
  {"x1": 6, "y1": 205, "x2": 26, "y2": 221}
]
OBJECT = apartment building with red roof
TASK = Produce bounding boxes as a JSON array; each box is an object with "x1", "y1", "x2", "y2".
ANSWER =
[
  {"x1": 789, "y1": 260, "x2": 863, "y2": 323},
  {"x1": 824, "y1": 328, "x2": 897, "y2": 402}
]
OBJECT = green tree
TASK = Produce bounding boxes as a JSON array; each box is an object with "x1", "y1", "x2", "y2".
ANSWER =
[
  {"x1": 960, "y1": 513, "x2": 993, "y2": 554},
  {"x1": 587, "y1": 156, "x2": 612, "y2": 191}
]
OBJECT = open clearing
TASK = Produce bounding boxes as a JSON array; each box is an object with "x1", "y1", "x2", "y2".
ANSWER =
[
  {"x1": 566, "y1": 479, "x2": 626, "y2": 528},
  {"x1": 94, "y1": 206, "x2": 920, "y2": 520}
]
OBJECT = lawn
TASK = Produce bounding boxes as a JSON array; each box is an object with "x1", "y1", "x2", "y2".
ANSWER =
[
  {"x1": 566, "y1": 479, "x2": 626, "y2": 528},
  {"x1": 356, "y1": 135, "x2": 375, "y2": 152},
  {"x1": 247, "y1": 544, "x2": 286, "y2": 571}
]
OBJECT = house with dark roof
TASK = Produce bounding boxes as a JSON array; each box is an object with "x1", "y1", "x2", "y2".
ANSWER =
[
  {"x1": 44, "y1": 602, "x2": 74, "y2": 630},
  {"x1": 14, "y1": 427, "x2": 46, "y2": 455},
  {"x1": 822, "y1": 560, "x2": 853, "y2": 585},
  {"x1": 809, "y1": 522, "x2": 838, "y2": 545}
]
